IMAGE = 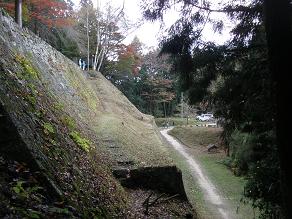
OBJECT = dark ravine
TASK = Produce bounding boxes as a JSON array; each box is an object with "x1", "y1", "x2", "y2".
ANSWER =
[{"x1": 0, "y1": 9, "x2": 194, "y2": 218}]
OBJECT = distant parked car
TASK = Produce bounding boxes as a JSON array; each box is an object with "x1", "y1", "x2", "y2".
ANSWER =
[{"x1": 196, "y1": 113, "x2": 214, "y2": 121}]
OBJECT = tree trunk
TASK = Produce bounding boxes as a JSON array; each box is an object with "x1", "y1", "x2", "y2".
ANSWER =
[
  {"x1": 264, "y1": 0, "x2": 292, "y2": 218},
  {"x1": 93, "y1": 0, "x2": 100, "y2": 71},
  {"x1": 97, "y1": 47, "x2": 105, "y2": 72},
  {"x1": 15, "y1": 0, "x2": 22, "y2": 28},
  {"x1": 181, "y1": 92, "x2": 184, "y2": 118},
  {"x1": 163, "y1": 102, "x2": 166, "y2": 118},
  {"x1": 86, "y1": 4, "x2": 90, "y2": 70}
]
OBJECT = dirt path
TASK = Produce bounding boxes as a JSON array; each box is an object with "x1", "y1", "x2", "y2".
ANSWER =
[{"x1": 160, "y1": 128, "x2": 233, "y2": 219}]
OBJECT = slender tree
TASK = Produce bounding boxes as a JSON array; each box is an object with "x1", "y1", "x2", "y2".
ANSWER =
[
  {"x1": 14, "y1": 0, "x2": 22, "y2": 27},
  {"x1": 86, "y1": 2, "x2": 90, "y2": 70}
]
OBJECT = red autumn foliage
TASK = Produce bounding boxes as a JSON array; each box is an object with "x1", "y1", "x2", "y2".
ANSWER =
[
  {"x1": 0, "y1": 0, "x2": 73, "y2": 27},
  {"x1": 117, "y1": 44, "x2": 142, "y2": 76}
]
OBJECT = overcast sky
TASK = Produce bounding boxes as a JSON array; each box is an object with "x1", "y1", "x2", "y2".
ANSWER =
[{"x1": 72, "y1": 0, "x2": 232, "y2": 50}]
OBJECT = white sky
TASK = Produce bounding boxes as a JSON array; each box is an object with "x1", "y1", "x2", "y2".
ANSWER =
[{"x1": 72, "y1": 0, "x2": 232, "y2": 50}]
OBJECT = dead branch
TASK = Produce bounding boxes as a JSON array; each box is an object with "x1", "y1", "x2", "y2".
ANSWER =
[
  {"x1": 159, "y1": 194, "x2": 180, "y2": 203},
  {"x1": 143, "y1": 192, "x2": 153, "y2": 215},
  {"x1": 142, "y1": 192, "x2": 153, "y2": 206},
  {"x1": 148, "y1": 193, "x2": 166, "y2": 207}
]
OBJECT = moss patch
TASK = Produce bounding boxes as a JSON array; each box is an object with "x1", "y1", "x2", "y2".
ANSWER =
[
  {"x1": 43, "y1": 122, "x2": 55, "y2": 135},
  {"x1": 69, "y1": 131, "x2": 91, "y2": 152},
  {"x1": 61, "y1": 115, "x2": 76, "y2": 130},
  {"x1": 15, "y1": 54, "x2": 39, "y2": 80},
  {"x1": 53, "y1": 102, "x2": 64, "y2": 111}
]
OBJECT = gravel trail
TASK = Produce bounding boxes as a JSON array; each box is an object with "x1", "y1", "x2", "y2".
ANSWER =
[{"x1": 161, "y1": 128, "x2": 233, "y2": 219}]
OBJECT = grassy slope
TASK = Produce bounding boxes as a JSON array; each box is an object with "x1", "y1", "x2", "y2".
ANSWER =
[
  {"x1": 168, "y1": 126, "x2": 258, "y2": 219},
  {"x1": 87, "y1": 73, "x2": 173, "y2": 167}
]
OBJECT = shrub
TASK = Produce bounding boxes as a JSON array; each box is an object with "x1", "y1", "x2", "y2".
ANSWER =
[{"x1": 229, "y1": 130, "x2": 255, "y2": 175}]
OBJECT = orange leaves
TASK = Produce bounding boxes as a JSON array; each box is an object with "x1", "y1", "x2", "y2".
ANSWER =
[
  {"x1": 0, "y1": 0, "x2": 73, "y2": 28},
  {"x1": 26, "y1": 0, "x2": 73, "y2": 28},
  {"x1": 0, "y1": 2, "x2": 14, "y2": 14},
  {"x1": 117, "y1": 44, "x2": 142, "y2": 76}
]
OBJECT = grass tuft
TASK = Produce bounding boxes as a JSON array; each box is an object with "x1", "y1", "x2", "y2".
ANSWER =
[
  {"x1": 43, "y1": 122, "x2": 55, "y2": 135},
  {"x1": 69, "y1": 131, "x2": 91, "y2": 152}
]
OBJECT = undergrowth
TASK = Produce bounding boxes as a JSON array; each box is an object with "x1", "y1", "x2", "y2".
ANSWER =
[{"x1": 70, "y1": 131, "x2": 91, "y2": 152}]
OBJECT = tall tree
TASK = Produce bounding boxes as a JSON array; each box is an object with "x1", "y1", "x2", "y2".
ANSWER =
[
  {"x1": 86, "y1": 0, "x2": 90, "y2": 69},
  {"x1": 15, "y1": 0, "x2": 22, "y2": 27},
  {"x1": 264, "y1": 0, "x2": 292, "y2": 218},
  {"x1": 75, "y1": 0, "x2": 133, "y2": 71},
  {"x1": 93, "y1": 1, "x2": 126, "y2": 72}
]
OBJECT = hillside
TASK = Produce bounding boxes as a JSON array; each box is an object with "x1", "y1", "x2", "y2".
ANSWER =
[{"x1": 0, "y1": 10, "x2": 193, "y2": 218}]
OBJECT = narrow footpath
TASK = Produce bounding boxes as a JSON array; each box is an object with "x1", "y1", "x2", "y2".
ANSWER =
[{"x1": 160, "y1": 127, "x2": 234, "y2": 219}]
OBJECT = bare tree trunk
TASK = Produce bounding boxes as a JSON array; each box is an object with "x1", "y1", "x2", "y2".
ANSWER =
[
  {"x1": 93, "y1": 26, "x2": 100, "y2": 70},
  {"x1": 86, "y1": 4, "x2": 90, "y2": 70},
  {"x1": 15, "y1": 0, "x2": 22, "y2": 28},
  {"x1": 163, "y1": 102, "x2": 166, "y2": 118},
  {"x1": 97, "y1": 47, "x2": 105, "y2": 72},
  {"x1": 93, "y1": 0, "x2": 100, "y2": 70},
  {"x1": 181, "y1": 92, "x2": 184, "y2": 118},
  {"x1": 93, "y1": 1, "x2": 126, "y2": 71},
  {"x1": 264, "y1": 0, "x2": 292, "y2": 218}
]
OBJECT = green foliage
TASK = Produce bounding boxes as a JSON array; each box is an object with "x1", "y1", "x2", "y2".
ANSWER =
[
  {"x1": 69, "y1": 131, "x2": 91, "y2": 152},
  {"x1": 53, "y1": 102, "x2": 64, "y2": 111},
  {"x1": 229, "y1": 130, "x2": 255, "y2": 175},
  {"x1": 104, "y1": 49, "x2": 178, "y2": 117},
  {"x1": 52, "y1": 29, "x2": 79, "y2": 59},
  {"x1": 15, "y1": 54, "x2": 39, "y2": 79},
  {"x1": 61, "y1": 115, "x2": 76, "y2": 130},
  {"x1": 12, "y1": 181, "x2": 42, "y2": 199},
  {"x1": 43, "y1": 122, "x2": 55, "y2": 135},
  {"x1": 47, "y1": 207, "x2": 70, "y2": 215},
  {"x1": 25, "y1": 94, "x2": 37, "y2": 106},
  {"x1": 26, "y1": 210, "x2": 41, "y2": 219}
]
